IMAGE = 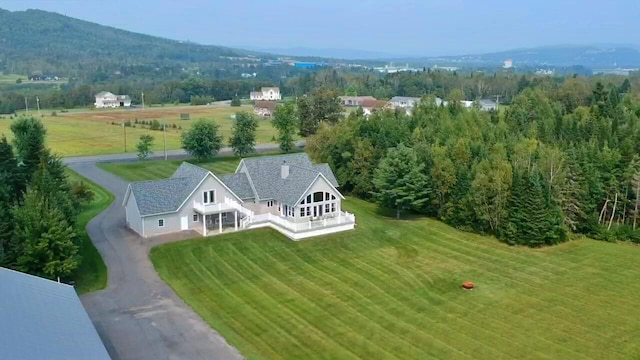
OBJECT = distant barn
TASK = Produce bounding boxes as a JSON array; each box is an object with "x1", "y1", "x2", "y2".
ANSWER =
[{"x1": 180, "y1": 113, "x2": 191, "y2": 120}]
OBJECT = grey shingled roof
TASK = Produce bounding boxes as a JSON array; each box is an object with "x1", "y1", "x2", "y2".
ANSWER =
[
  {"x1": 0, "y1": 267, "x2": 112, "y2": 360},
  {"x1": 240, "y1": 153, "x2": 340, "y2": 206},
  {"x1": 129, "y1": 162, "x2": 207, "y2": 216},
  {"x1": 219, "y1": 173, "x2": 254, "y2": 200}
]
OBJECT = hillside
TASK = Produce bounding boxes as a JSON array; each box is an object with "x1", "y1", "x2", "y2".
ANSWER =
[
  {"x1": 416, "y1": 45, "x2": 640, "y2": 68},
  {"x1": 0, "y1": 8, "x2": 262, "y2": 78}
]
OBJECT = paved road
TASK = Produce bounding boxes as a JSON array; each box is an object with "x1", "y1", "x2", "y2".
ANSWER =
[
  {"x1": 64, "y1": 140, "x2": 306, "y2": 164},
  {"x1": 67, "y1": 143, "x2": 305, "y2": 360}
]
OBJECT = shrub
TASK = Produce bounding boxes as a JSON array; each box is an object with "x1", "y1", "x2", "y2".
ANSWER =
[
  {"x1": 71, "y1": 181, "x2": 95, "y2": 204},
  {"x1": 51, "y1": 111, "x2": 57, "y2": 117}
]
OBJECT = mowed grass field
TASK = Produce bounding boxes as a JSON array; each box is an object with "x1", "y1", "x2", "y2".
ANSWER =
[
  {"x1": 0, "y1": 105, "x2": 282, "y2": 156},
  {"x1": 98, "y1": 154, "x2": 263, "y2": 181},
  {"x1": 100, "y1": 156, "x2": 640, "y2": 359},
  {"x1": 150, "y1": 199, "x2": 640, "y2": 359}
]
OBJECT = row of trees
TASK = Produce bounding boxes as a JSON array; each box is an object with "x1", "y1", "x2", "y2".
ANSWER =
[
  {"x1": 308, "y1": 79, "x2": 640, "y2": 246},
  {"x1": 0, "y1": 117, "x2": 94, "y2": 279}
]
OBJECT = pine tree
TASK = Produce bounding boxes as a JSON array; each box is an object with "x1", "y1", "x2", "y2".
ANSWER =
[
  {"x1": 372, "y1": 144, "x2": 431, "y2": 219},
  {"x1": 9, "y1": 187, "x2": 78, "y2": 280},
  {"x1": 10, "y1": 116, "x2": 46, "y2": 183}
]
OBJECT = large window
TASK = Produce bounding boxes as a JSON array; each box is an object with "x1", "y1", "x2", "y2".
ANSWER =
[
  {"x1": 203, "y1": 190, "x2": 215, "y2": 204},
  {"x1": 298, "y1": 191, "x2": 339, "y2": 218}
]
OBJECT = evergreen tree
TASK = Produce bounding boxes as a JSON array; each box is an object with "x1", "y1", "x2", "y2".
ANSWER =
[
  {"x1": 372, "y1": 144, "x2": 431, "y2": 219},
  {"x1": 501, "y1": 170, "x2": 566, "y2": 247},
  {"x1": 30, "y1": 152, "x2": 78, "y2": 228},
  {"x1": 229, "y1": 111, "x2": 258, "y2": 157},
  {"x1": 10, "y1": 116, "x2": 46, "y2": 182},
  {"x1": 9, "y1": 187, "x2": 78, "y2": 280}
]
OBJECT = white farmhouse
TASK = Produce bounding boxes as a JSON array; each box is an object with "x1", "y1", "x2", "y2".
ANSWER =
[
  {"x1": 94, "y1": 91, "x2": 132, "y2": 108},
  {"x1": 250, "y1": 87, "x2": 281, "y2": 101}
]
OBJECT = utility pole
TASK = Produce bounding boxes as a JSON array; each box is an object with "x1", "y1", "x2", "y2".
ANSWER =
[
  {"x1": 163, "y1": 123, "x2": 167, "y2": 160},
  {"x1": 36, "y1": 96, "x2": 41, "y2": 116},
  {"x1": 24, "y1": 97, "x2": 29, "y2": 113},
  {"x1": 495, "y1": 95, "x2": 501, "y2": 111},
  {"x1": 123, "y1": 122, "x2": 127, "y2": 152},
  {"x1": 141, "y1": 92, "x2": 145, "y2": 110}
]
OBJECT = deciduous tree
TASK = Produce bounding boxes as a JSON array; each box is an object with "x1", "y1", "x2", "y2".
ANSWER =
[
  {"x1": 272, "y1": 102, "x2": 298, "y2": 153},
  {"x1": 181, "y1": 119, "x2": 223, "y2": 161},
  {"x1": 136, "y1": 134, "x2": 154, "y2": 160},
  {"x1": 230, "y1": 111, "x2": 258, "y2": 157}
]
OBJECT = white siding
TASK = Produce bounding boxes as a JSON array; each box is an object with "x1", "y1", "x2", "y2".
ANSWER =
[
  {"x1": 125, "y1": 192, "x2": 143, "y2": 236},
  {"x1": 139, "y1": 174, "x2": 242, "y2": 238}
]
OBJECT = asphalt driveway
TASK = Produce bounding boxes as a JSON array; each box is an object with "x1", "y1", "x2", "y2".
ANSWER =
[{"x1": 68, "y1": 161, "x2": 245, "y2": 360}]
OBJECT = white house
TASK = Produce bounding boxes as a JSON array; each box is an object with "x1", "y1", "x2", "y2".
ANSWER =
[
  {"x1": 339, "y1": 96, "x2": 377, "y2": 107},
  {"x1": 122, "y1": 153, "x2": 355, "y2": 241},
  {"x1": 389, "y1": 96, "x2": 421, "y2": 109},
  {"x1": 250, "y1": 87, "x2": 281, "y2": 101},
  {"x1": 94, "y1": 91, "x2": 131, "y2": 108}
]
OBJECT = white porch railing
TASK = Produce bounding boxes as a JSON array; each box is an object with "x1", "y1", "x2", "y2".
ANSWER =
[
  {"x1": 244, "y1": 211, "x2": 355, "y2": 233},
  {"x1": 194, "y1": 197, "x2": 254, "y2": 216}
]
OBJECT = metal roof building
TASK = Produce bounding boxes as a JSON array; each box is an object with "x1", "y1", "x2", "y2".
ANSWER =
[{"x1": 0, "y1": 267, "x2": 111, "y2": 360}]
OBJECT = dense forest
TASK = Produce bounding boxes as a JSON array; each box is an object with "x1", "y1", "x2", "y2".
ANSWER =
[{"x1": 304, "y1": 78, "x2": 640, "y2": 245}]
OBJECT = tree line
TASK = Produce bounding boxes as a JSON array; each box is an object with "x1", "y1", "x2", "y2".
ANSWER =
[
  {"x1": 306, "y1": 80, "x2": 640, "y2": 246},
  {"x1": 0, "y1": 117, "x2": 94, "y2": 279}
]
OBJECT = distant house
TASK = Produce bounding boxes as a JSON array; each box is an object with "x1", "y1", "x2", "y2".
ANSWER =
[
  {"x1": 294, "y1": 62, "x2": 326, "y2": 68},
  {"x1": 250, "y1": 87, "x2": 281, "y2": 101},
  {"x1": 95, "y1": 91, "x2": 131, "y2": 108},
  {"x1": 254, "y1": 101, "x2": 277, "y2": 117},
  {"x1": 389, "y1": 96, "x2": 422, "y2": 109},
  {"x1": 479, "y1": 99, "x2": 498, "y2": 111},
  {"x1": 0, "y1": 267, "x2": 112, "y2": 360},
  {"x1": 123, "y1": 153, "x2": 355, "y2": 240},
  {"x1": 360, "y1": 99, "x2": 389, "y2": 116},
  {"x1": 339, "y1": 96, "x2": 377, "y2": 107}
]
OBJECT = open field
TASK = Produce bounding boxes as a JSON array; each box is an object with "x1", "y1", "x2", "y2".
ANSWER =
[
  {"x1": 66, "y1": 168, "x2": 112, "y2": 293},
  {"x1": 0, "y1": 105, "x2": 283, "y2": 156},
  {"x1": 149, "y1": 197, "x2": 640, "y2": 359}
]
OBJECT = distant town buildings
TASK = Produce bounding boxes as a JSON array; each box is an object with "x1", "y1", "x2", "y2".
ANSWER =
[
  {"x1": 94, "y1": 91, "x2": 131, "y2": 108},
  {"x1": 250, "y1": 87, "x2": 281, "y2": 101},
  {"x1": 375, "y1": 63, "x2": 419, "y2": 73},
  {"x1": 241, "y1": 73, "x2": 257, "y2": 78},
  {"x1": 503, "y1": 59, "x2": 513, "y2": 69}
]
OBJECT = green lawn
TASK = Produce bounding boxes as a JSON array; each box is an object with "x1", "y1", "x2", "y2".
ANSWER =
[
  {"x1": 66, "y1": 168, "x2": 112, "y2": 293},
  {"x1": 97, "y1": 151, "x2": 300, "y2": 181},
  {"x1": 150, "y1": 199, "x2": 640, "y2": 359}
]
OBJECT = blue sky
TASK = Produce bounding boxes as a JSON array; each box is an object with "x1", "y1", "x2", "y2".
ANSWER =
[{"x1": 2, "y1": 0, "x2": 639, "y2": 56}]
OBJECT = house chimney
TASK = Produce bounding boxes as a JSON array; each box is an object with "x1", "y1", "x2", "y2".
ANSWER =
[{"x1": 281, "y1": 161, "x2": 289, "y2": 179}]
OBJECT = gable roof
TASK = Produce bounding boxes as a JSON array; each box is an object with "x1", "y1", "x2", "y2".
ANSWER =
[
  {"x1": 219, "y1": 173, "x2": 254, "y2": 200},
  {"x1": 0, "y1": 267, "x2": 111, "y2": 360},
  {"x1": 129, "y1": 177, "x2": 202, "y2": 216},
  {"x1": 390, "y1": 96, "x2": 421, "y2": 103},
  {"x1": 95, "y1": 91, "x2": 115, "y2": 97},
  {"x1": 125, "y1": 162, "x2": 244, "y2": 216},
  {"x1": 237, "y1": 153, "x2": 340, "y2": 206},
  {"x1": 254, "y1": 101, "x2": 277, "y2": 111}
]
